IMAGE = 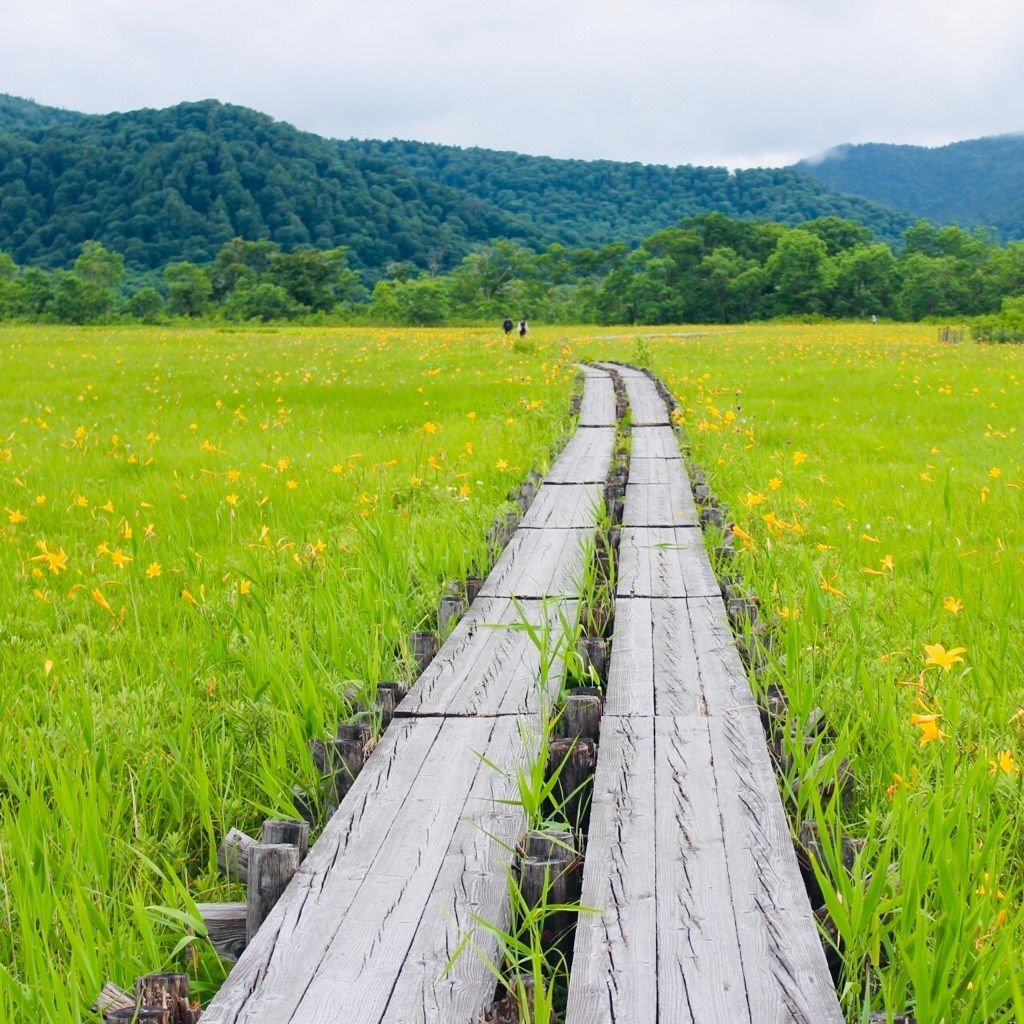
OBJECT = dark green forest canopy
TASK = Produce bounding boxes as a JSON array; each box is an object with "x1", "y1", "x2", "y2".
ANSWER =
[
  {"x1": 0, "y1": 95, "x2": 915, "y2": 276},
  {"x1": 796, "y1": 134, "x2": 1024, "y2": 241},
  {"x1": 341, "y1": 138, "x2": 915, "y2": 248},
  {"x1": 0, "y1": 100, "x2": 540, "y2": 273}
]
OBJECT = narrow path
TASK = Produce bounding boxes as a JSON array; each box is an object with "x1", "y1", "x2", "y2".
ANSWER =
[
  {"x1": 566, "y1": 365, "x2": 842, "y2": 1023},
  {"x1": 199, "y1": 367, "x2": 616, "y2": 1024}
]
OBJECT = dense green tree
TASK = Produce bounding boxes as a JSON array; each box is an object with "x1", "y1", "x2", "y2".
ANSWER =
[
  {"x1": 830, "y1": 244, "x2": 899, "y2": 317},
  {"x1": 369, "y1": 277, "x2": 450, "y2": 325},
  {"x1": 225, "y1": 282, "x2": 299, "y2": 321},
  {"x1": 765, "y1": 230, "x2": 832, "y2": 314},
  {"x1": 165, "y1": 262, "x2": 213, "y2": 317},
  {"x1": 126, "y1": 287, "x2": 165, "y2": 323}
]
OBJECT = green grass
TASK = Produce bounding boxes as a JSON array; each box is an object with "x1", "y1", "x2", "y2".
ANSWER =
[{"x1": 0, "y1": 324, "x2": 575, "y2": 1021}]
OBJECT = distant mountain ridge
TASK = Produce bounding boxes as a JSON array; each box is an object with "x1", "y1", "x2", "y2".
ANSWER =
[
  {"x1": 796, "y1": 134, "x2": 1024, "y2": 240},
  {"x1": 0, "y1": 93, "x2": 915, "y2": 274}
]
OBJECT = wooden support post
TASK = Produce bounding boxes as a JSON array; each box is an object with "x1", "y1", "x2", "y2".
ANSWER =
[
  {"x1": 409, "y1": 630, "x2": 439, "y2": 675},
  {"x1": 519, "y1": 828, "x2": 581, "y2": 946},
  {"x1": 246, "y1": 843, "x2": 301, "y2": 942},
  {"x1": 700, "y1": 504, "x2": 726, "y2": 530},
  {"x1": 333, "y1": 720, "x2": 372, "y2": 801},
  {"x1": 134, "y1": 973, "x2": 192, "y2": 1024},
  {"x1": 197, "y1": 901, "x2": 248, "y2": 962},
  {"x1": 438, "y1": 591, "x2": 466, "y2": 634},
  {"x1": 727, "y1": 595, "x2": 759, "y2": 630},
  {"x1": 217, "y1": 827, "x2": 256, "y2": 883},
  {"x1": 492, "y1": 975, "x2": 537, "y2": 1024},
  {"x1": 547, "y1": 737, "x2": 597, "y2": 825},
  {"x1": 262, "y1": 818, "x2": 310, "y2": 860},
  {"x1": 92, "y1": 982, "x2": 134, "y2": 1017},
  {"x1": 107, "y1": 1009, "x2": 169, "y2": 1024},
  {"x1": 577, "y1": 636, "x2": 609, "y2": 685},
  {"x1": 376, "y1": 683, "x2": 397, "y2": 728},
  {"x1": 464, "y1": 575, "x2": 483, "y2": 604},
  {"x1": 563, "y1": 687, "x2": 603, "y2": 742},
  {"x1": 291, "y1": 784, "x2": 317, "y2": 827}
]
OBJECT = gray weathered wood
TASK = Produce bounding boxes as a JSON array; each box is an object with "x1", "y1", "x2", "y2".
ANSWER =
[
  {"x1": 605, "y1": 597, "x2": 755, "y2": 718},
  {"x1": 622, "y1": 374, "x2": 671, "y2": 426},
  {"x1": 134, "y1": 974, "x2": 195, "y2": 1024},
  {"x1": 262, "y1": 819, "x2": 310, "y2": 860},
  {"x1": 92, "y1": 982, "x2": 134, "y2": 1017},
  {"x1": 398, "y1": 598, "x2": 577, "y2": 716},
  {"x1": 479, "y1": 527, "x2": 590, "y2": 598},
  {"x1": 409, "y1": 630, "x2": 440, "y2": 674},
  {"x1": 246, "y1": 844, "x2": 301, "y2": 942},
  {"x1": 578, "y1": 373, "x2": 617, "y2": 426},
  {"x1": 200, "y1": 715, "x2": 538, "y2": 1024},
  {"x1": 545, "y1": 426, "x2": 615, "y2": 484},
  {"x1": 566, "y1": 715, "x2": 657, "y2": 1022},
  {"x1": 627, "y1": 453, "x2": 691, "y2": 487},
  {"x1": 197, "y1": 902, "x2": 248, "y2": 962},
  {"x1": 217, "y1": 827, "x2": 256, "y2": 884},
  {"x1": 623, "y1": 481, "x2": 699, "y2": 527},
  {"x1": 630, "y1": 425, "x2": 680, "y2": 460},
  {"x1": 616, "y1": 526, "x2": 719, "y2": 599},
  {"x1": 567, "y1": 713, "x2": 842, "y2": 1023},
  {"x1": 519, "y1": 482, "x2": 604, "y2": 529}
]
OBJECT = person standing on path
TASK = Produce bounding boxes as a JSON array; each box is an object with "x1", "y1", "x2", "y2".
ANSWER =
[
  {"x1": 503, "y1": 316, "x2": 514, "y2": 335},
  {"x1": 518, "y1": 318, "x2": 528, "y2": 338}
]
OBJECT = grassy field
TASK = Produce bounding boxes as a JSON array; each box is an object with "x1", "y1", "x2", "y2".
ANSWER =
[
  {"x1": 586, "y1": 323, "x2": 1024, "y2": 1023},
  {"x1": 2, "y1": 322, "x2": 1021, "y2": 1023},
  {"x1": 0, "y1": 325, "x2": 576, "y2": 1021}
]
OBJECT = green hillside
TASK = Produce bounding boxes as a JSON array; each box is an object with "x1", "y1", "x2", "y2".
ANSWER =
[
  {"x1": 0, "y1": 95, "x2": 917, "y2": 275},
  {"x1": 796, "y1": 134, "x2": 1024, "y2": 239},
  {"x1": 0, "y1": 100, "x2": 539, "y2": 272},
  {"x1": 341, "y1": 138, "x2": 914, "y2": 247}
]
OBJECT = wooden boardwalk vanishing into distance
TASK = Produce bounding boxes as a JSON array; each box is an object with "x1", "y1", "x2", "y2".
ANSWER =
[{"x1": 198, "y1": 365, "x2": 841, "y2": 1024}]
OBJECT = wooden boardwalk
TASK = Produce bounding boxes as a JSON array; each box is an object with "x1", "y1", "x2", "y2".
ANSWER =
[
  {"x1": 199, "y1": 369, "x2": 615, "y2": 1024},
  {"x1": 199, "y1": 364, "x2": 841, "y2": 1024},
  {"x1": 566, "y1": 366, "x2": 842, "y2": 1023}
]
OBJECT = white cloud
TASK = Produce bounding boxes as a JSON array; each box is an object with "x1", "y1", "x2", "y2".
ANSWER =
[{"x1": 2, "y1": 0, "x2": 1024, "y2": 166}]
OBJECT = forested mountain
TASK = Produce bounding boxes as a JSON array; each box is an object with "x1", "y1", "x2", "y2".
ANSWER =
[
  {"x1": 0, "y1": 93, "x2": 84, "y2": 131},
  {"x1": 0, "y1": 95, "x2": 921, "y2": 275},
  {"x1": 341, "y1": 138, "x2": 914, "y2": 247},
  {"x1": 0, "y1": 100, "x2": 540, "y2": 272},
  {"x1": 796, "y1": 135, "x2": 1024, "y2": 240}
]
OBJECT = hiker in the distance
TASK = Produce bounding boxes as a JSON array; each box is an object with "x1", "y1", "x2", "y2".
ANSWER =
[
  {"x1": 502, "y1": 316, "x2": 514, "y2": 335},
  {"x1": 518, "y1": 318, "x2": 528, "y2": 338}
]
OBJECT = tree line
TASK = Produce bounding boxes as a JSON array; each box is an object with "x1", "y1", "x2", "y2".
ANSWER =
[{"x1": 2, "y1": 213, "x2": 1023, "y2": 326}]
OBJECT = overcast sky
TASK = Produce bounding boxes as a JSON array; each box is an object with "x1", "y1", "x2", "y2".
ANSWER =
[{"x1": 3, "y1": 0, "x2": 1023, "y2": 167}]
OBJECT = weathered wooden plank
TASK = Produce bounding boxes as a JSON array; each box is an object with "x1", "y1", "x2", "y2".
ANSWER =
[
  {"x1": 605, "y1": 597, "x2": 756, "y2": 718},
  {"x1": 616, "y1": 527, "x2": 719, "y2": 599},
  {"x1": 200, "y1": 716, "x2": 536, "y2": 1024},
  {"x1": 578, "y1": 373, "x2": 617, "y2": 426},
  {"x1": 655, "y1": 715, "x2": 751, "y2": 1022},
  {"x1": 399, "y1": 598, "x2": 578, "y2": 716},
  {"x1": 623, "y1": 481, "x2": 698, "y2": 527},
  {"x1": 627, "y1": 453, "x2": 691, "y2": 487},
  {"x1": 520, "y1": 482, "x2": 604, "y2": 529},
  {"x1": 630, "y1": 425, "x2": 680, "y2": 460},
  {"x1": 545, "y1": 426, "x2": 615, "y2": 484},
  {"x1": 623, "y1": 374, "x2": 670, "y2": 426},
  {"x1": 479, "y1": 527, "x2": 589, "y2": 598},
  {"x1": 565, "y1": 715, "x2": 658, "y2": 1024},
  {"x1": 710, "y1": 712, "x2": 843, "y2": 1021}
]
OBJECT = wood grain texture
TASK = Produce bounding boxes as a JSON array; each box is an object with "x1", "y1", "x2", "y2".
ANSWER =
[
  {"x1": 627, "y1": 453, "x2": 691, "y2": 487},
  {"x1": 708, "y1": 712, "x2": 843, "y2": 1022},
  {"x1": 622, "y1": 374, "x2": 670, "y2": 426},
  {"x1": 605, "y1": 597, "x2": 757, "y2": 718},
  {"x1": 616, "y1": 527, "x2": 719, "y2": 599},
  {"x1": 200, "y1": 716, "x2": 539, "y2": 1024},
  {"x1": 630, "y1": 425, "x2": 680, "y2": 460},
  {"x1": 520, "y1": 483, "x2": 604, "y2": 529},
  {"x1": 399, "y1": 598, "x2": 578, "y2": 716},
  {"x1": 578, "y1": 374, "x2": 617, "y2": 426},
  {"x1": 479, "y1": 527, "x2": 589, "y2": 598},
  {"x1": 622, "y1": 481, "x2": 698, "y2": 527},
  {"x1": 567, "y1": 714, "x2": 842, "y2": 1024},
  {"x1": 565, "y1": 715, "x2": 658, "y2": 1024},
  {"x1": 545, "y1": 427, "x2": 616, "y2": 484}
]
